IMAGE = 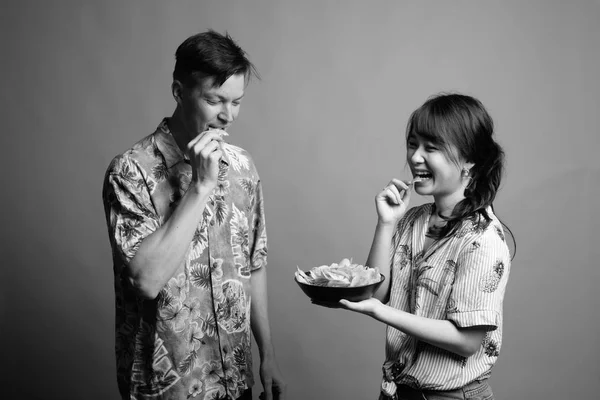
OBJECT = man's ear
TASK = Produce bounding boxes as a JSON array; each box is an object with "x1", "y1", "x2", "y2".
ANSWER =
[{"x1": 172, "y1": 80, "x2": 184, "y2": 105}]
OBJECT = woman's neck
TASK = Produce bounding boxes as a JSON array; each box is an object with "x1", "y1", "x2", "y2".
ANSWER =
[{"x1": 433, "y1": 191, "x2": 465, "y2": 219}]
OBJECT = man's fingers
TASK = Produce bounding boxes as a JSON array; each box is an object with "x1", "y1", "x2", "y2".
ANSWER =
[
  {"x1": 193, "y1": 139, "x2": 220, "y2": 159},
  {"x1": 264, "y1": 382, "x2": 273, "y2": 400},
  {"x1": 186, "y1": 131, "x2": 223, "y2": 155},
  {"x1": 274, "y1": 385, "x2": 286, "y2": 400},
  {"x1": 208, "y1": 150, "x2": 224, "y2": 168}
]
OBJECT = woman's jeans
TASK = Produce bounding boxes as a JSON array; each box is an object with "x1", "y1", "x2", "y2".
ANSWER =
[{"x1": 379, "y1": 379, "x2": 494, "y2": 400}]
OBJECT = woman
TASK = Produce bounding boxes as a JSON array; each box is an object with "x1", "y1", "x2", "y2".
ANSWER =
[{"x1": 337, "y1": 93, "x2": 513, "y2": 399}]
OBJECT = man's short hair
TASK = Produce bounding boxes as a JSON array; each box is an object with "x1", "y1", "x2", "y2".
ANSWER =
[{"x1": 173, "y1": 30, "x2": 259, "y2": 88}]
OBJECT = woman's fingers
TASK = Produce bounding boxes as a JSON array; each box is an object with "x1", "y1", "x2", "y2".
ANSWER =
[
  {"x1": 381, "y1": 186, "x2": 398, "y2": 205},
  {"x1": 391, "y1": 178, "x2": 412, "y2": 203},
  {"x1": 381, "y1": 179, "x2": 412, "y2": 206},
  {"x1": 387, "y1": 184, "x2": 403, "y2": 205}
]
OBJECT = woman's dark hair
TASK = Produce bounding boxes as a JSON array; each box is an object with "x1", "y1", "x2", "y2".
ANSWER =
[
  {"x1": 406, "y1": 93, "x2": 515, "y2": 255},
  {"x1": 173, "y1": 30, "x2": 259, "y2": 88}
]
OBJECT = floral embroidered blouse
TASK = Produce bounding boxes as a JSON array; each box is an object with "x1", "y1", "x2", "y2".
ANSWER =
[
  {"x1": 380, "y1": 203, "x2": 511, "y2": 396},
  {"x1": 102, "y1": 119, "x2": 267, "y2": 400}
]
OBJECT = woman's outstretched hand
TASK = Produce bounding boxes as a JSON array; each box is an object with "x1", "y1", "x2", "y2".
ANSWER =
[
  {"x1": 338, "y1": 297, "x2": 382, "y2": 317},
  {"x1": 311, "y1": 297, "x2": 383, "y2": 318}
]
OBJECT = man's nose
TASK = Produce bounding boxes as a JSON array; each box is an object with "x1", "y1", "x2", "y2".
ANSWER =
[{"x1": 218, "y1": 104, "x2": 234, "y2": 123}]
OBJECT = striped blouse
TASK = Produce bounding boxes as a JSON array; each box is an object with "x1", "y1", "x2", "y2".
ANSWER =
[{"x1": 381, "y1": 203, "x2": 511, "y2": 395}]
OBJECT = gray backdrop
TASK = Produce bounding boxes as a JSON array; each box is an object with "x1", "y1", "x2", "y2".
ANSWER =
[{"x1": 2, "y1": 1, "x2": 599, "y2": 399}]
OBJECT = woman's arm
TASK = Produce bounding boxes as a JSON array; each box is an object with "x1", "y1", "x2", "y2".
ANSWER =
[
  {"x1": 366, "y1": 222, "x2": 396, "y2": 303},
  {"x1": 340, "y1": 298, "x2": 488, "y2": 358},
  {"x1": 367, "y1": 179, "x2": 415, "y2": 303}
]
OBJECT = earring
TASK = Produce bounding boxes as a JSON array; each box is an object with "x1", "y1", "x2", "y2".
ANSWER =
[{"x1": 462, "y1": 168, "x2": 473, "y2": 189}]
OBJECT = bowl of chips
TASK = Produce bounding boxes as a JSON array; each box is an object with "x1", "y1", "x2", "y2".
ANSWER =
[{"x1": 295, "y1": 258, "x2": 385, "y2": 303}]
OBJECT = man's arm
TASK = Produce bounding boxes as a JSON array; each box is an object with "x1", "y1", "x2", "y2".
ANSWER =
[
  {"x1": 250, "y1": 267, "x2": 286, "y2": 400},
  {"x1": 127, "y1": 186, "x2": 211, "y2": 299},
  {"x1": 126, "y1": 131, "x2": 225, "y2": 299}
]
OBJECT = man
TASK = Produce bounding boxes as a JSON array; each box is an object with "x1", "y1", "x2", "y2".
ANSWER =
[{"x1": 102, "y1": 30, "x2": 286, "y2": 400}]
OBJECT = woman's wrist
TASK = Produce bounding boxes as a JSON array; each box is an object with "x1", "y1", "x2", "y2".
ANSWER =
[
  {"x1": 370, "y1": 300, "x2": 388, "y2": 320},
  {"x1": 376, "y1": 219, "x2": 398, "y2": 231}
]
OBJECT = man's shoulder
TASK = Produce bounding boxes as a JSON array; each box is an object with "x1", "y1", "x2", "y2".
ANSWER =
[{"x1": 106, "y1": 132, "x2": 161, "y2": 176}]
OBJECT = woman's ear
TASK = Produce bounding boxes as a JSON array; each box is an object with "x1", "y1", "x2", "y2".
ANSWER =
[
  {"x1": 464, "y1": 162, "x2": 475, "y2": 174},
  {"x1": 462, "y1": 162, "x2": 475, "y2": 180}
]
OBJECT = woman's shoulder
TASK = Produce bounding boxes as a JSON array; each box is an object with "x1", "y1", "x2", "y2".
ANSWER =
[
  {"x1": 396, "y1": 203, "x2": 432, "y2": 232},
  {"x1": 457, "y1": 207, "x2": 510, "y2": 255},
  {"x1": 405, "y1": 203, "x2": 432, "y2": 221}
]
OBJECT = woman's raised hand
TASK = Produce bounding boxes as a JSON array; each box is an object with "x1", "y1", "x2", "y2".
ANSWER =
[{"x1": 375, "y1": 178, "x2": 413, "y2": 225}]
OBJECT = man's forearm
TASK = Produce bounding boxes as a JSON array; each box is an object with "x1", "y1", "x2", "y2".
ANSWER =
[
  {"x1": 128, "y1": 185, "x2": 212, "y2": 299},
  {"x1": 250, "y1": 267, "x2": 275, "y2": 358}
]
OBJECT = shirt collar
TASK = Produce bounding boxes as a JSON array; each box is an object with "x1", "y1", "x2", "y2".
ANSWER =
[
  {"x1": 154, "y1": 118, "x2": 187, "y2": 168},
  {"x1": 154, "y1": 117, "x2": 230, "y2": 169}
]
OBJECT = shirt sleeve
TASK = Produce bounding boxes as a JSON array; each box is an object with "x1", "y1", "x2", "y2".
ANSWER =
[
  {"x1": 391, "y1": 206, "x2": 421, "y2": 270},
  {"x1": 102, "y1": 156, "x2": 160, "y2": 266},
  {"x1": 249, "y1": 179, "x2": 267, "y2": 271},
  {"x1": 446, "y1": 224, "x2": 511, "y2": 330}
]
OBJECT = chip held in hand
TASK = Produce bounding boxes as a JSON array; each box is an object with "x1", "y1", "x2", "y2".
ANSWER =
[{"x1": 210, "y1": 128, "x2": 230, "y2": 166}]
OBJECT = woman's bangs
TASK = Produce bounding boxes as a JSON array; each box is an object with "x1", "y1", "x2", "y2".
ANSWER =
[{"x1": 408, "y1": 106, "x2": 446, "y2": 146}]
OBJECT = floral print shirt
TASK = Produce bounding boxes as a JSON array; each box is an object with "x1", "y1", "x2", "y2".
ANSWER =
[
  {"x1": 102, "y1": 119, "x2": 267, "y2": 400},
  {"x1": 380, "y1": 204, "x2": 511, "y2": 397}
]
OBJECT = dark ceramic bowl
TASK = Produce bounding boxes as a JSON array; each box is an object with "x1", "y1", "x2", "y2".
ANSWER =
[{"x1": 295, "y1": 274, "x2": 385, "y2": 303}]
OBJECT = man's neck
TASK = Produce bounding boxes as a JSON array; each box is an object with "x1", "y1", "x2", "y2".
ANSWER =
[{"x1": 167, "y1": 109, "x2": 190, "y2": 155}]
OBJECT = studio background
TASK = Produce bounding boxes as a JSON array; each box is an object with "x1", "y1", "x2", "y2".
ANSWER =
[{"x1": 2, "y1": 1, "x2": 598, "y2": 399}]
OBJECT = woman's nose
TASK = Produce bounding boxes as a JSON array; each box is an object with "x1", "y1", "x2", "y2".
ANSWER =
[{"x1": 409, "y1": 147, "x2": 424, "y2": 164}]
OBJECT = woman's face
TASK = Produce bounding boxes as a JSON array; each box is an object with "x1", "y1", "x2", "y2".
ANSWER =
[{"x1": 407, "y1": 134, "x2": 468, "y2": 202}]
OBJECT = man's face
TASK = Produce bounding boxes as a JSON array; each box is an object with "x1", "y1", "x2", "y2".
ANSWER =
[{"x1": 176, "y1": 73, "x2": 245, "y2": 142}]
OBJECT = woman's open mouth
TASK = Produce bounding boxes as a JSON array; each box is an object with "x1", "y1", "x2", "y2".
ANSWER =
[{"x1": 413, "y1": 171, "x2": 433, "y2": 183}]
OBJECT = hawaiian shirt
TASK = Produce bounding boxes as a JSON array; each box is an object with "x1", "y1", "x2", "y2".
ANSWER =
[
  {"x1": 102, "y1": 119, "x2": 267, "y2": 400},
  {"x1": 380, "y1": 204, "x2": 511, "y2": 397}
]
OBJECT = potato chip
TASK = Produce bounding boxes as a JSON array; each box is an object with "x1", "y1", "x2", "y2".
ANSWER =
[{"x1": 295, "y1": 258, "x2": 381, "y2": 288}]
